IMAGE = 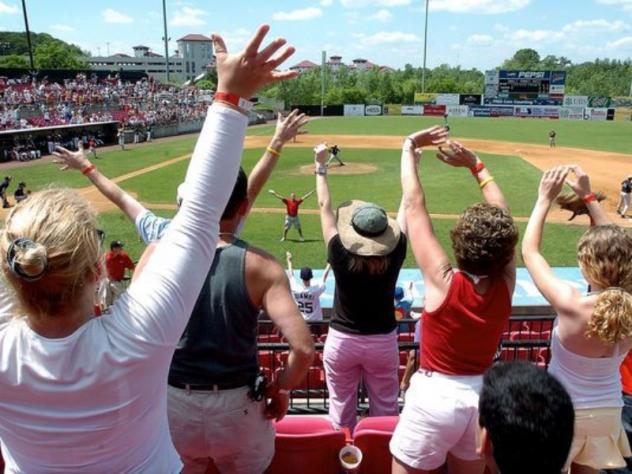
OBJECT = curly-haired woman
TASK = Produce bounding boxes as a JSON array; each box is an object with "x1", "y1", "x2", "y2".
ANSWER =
[
  {"x1": 522, "y1": 165, "x2": 632, "y2": 474},
  {"x1": 390, "y1": 131, "x2": 518, "y2": 474}
]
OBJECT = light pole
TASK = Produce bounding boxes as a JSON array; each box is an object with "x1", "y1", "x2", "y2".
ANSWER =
[
  {"x1": 321, "y1": 50, "x2": 326, "y2": 117},
  {"x1": 21, "y1": 0, "x2": 34, "y2": 71},
  {"x1": 421, "y1": 0, "x2": 429, "y2": 93},
  {"x1": 162, "y1": 0, "x2": 170, "y2": 82}
]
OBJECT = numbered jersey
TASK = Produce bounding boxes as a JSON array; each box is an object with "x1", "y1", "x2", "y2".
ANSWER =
[{"x1": 289, "y1": 276, "x2": 326, "y2": 321}]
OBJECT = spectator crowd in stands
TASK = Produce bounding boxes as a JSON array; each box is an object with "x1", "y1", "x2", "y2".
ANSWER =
[
  {"x1": 0, "y1": 72, "x2": 211, "y2": 132},
  {"x1": 0, "y1": 25, "x2": 631, "y2": 474}
]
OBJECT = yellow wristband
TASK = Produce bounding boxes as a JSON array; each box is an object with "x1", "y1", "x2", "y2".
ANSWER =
[
  {"x1": 479, "y1": 176, "x2": 495, "y2": 189},
  {"x1": 266, "y1": 146, "x2": 281, "y2": 157}
]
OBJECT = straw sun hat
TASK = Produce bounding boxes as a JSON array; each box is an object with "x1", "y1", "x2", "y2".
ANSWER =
[{"x1": 336, "y1": 200, "x2": 401, "y2": 257}]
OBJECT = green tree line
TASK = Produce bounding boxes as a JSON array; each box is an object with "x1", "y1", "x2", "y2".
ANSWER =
[
  {"x1": 0, "y1": 31, "x2": 87, "y2": 69},
  {"x1": 260, "y1": 48, "x2": 632, "y2": 105}
]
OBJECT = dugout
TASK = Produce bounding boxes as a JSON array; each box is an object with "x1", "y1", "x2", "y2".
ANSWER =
[{"x1": 0, "y1": 122, "x2": 118, "y2": 162}]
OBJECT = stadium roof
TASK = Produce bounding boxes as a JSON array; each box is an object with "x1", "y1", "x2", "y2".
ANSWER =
[
  {"x1": 177, "y1": 34, "x2": 212, "y2": 42},
  {"x1": 290, "y1": 60, "x2": 318, "y2": 69}
]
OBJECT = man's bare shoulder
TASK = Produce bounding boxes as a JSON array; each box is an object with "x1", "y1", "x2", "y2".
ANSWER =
[
  {"x1": 244, "y1": 244, "x2": 288, "y2": 307},
  {"x1": 245, "y1": 245, "x2": 286, "y2": 282}
]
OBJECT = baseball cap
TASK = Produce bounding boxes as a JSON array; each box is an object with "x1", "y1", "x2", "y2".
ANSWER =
[
  {"x1": 110, "y1": 240, "x2": 124, "y2": 250},
  {"x1": 394, "y1": 287, "x2": 404, "y2": 300},
  {"x1": 336, "y1": 200, "x2": 401, "y2": 256},
  {"x1": 300, "y1": 267, "x2": 313, "y2": 281}
]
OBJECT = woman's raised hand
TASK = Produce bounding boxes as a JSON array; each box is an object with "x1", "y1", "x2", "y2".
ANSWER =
[{"x1": 212, "y1": 24, "x2": 298, "y2": 99}]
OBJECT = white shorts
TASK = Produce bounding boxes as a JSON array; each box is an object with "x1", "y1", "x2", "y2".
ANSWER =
[
  {"x1": 168, "y1": 385, "x2": 275, "y2": 474},
  {"x1": 285, "y1": 215, "x2": 301, "y2": 228},
  {"x1": 390, "y1": 371, "x2": 483, "y2": 470}
]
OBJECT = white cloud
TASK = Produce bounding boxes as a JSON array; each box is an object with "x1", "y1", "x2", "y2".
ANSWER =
[
  {"x1": 493, "y1": 23, "x2": 509, "y2": 32},
  {"x1": 468, "y1": 34, "x2": 493, "y2": 46},
  {"x1": 219, "y1": 28, "x2": 252, "y2": 50},
  {"x1": 595, "y1": 0, "x2": 632, "y2": 12},
  {"x1": 354, "y1": 30, "x2": 420, "y2": 46},
  {"x1": 171, "y1": 7, "x2": 208, "y2": 27},
  {"x1": 367, "y1": 9, "x2": 392, "y2": 21},
  {"x1": 511, "y1": 28, "x2": 565, "y2": 43},
  {"x1": 429, "y1": 0, "x2": 530, "y2": 14},
  {"x1": 607, "y1": 36, "x2": 632, "y2": 49},
  {"x1": 321, "y1": 0, "x2": 333, "y2": 5},
  {"x1": 101, "y1": 8, "x2": 134, "y2": 24},
  {"x1": 50, "y1": 24, "x2": 74, "y2": 33},
  {"x1": 562, "y1": 19, "x2": 629, "y2": 33},
  {"x1": 0, "y1": 2, "x2": 17, "y2": 14},
  {"x1": 273, "y1": 7, "x2": 322, "y2": 21},
  {"x1": 341, "y1": 0, "x2": 411, "y2": 7}
]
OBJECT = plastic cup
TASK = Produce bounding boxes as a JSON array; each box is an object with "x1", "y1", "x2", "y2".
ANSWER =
[{"x1": 339, "y1": 445, "x2": 363, "y2": 473}]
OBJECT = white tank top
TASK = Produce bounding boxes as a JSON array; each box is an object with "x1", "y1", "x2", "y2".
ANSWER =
[{"x1": 548, "y1": 327, "x2": 625, "y2": 410}]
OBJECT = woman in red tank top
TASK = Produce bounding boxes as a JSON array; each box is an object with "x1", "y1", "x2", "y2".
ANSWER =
[{"x1": 390, "y1": 128, "x2": 518, "y2": 474}]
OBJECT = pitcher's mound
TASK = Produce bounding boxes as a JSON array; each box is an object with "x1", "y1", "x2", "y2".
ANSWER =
[{"x1": 295, "y1": 163, "x2": 377, "y2": 176}]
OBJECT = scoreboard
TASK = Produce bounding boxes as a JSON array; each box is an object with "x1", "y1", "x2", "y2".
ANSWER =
[{"x1": 484, "y1": 70, "x2": 566, "y2": 106}]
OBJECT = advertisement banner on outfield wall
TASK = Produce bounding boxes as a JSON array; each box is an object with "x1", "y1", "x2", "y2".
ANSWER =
[
  {"x1": 563, "y1": 96, "x2": 588, "y2": 108},
  {"x1": 385, "y1": 104, "x2": 402, "y2": 115},
  {"x1": 413, "y1": 92, "x2": 438, "y2": 104},
  {"x1": 344, "y1": 104, "x2": 365, "y2": 116},
  {"x1": 435, "y1": 94, "x2": 460, "y2": 106},
  {"x1": 585, "y1": 107, "x2": 608, "y2": 121},
  {"x1": 613, "y1": 97, "x2": 632, "y2": 108},
  {"x1": 364, "y1": 104, "x2": 383, "y2": 116},
  {"x1": 422, "y1": 104, "x2": 447, "y2": 116},
  {"x1": 559, "y1": 107, "x2": 585, "y2": 120},
  {"x1": 402, "y1": 105, "x2": 423, "y2": 115},
  {"x1": 447, "y1": 105, "x2": 469, "y2": 117},
  {"x1": 614, "y1": 107, "x2": 632, "y2": 121},
  {"x1": 468, "y1": 106, "x2": 513, "y2": 118},
  {"x1": 460, "y1": 94, "x2": 482, "y2": 106},
  {"x1": 588, "y1": 97, "x2": 612, "y2": 108},
  {"x1": 484, "y1": 97, "x2": 562, "y2": 106},
  {"x1": 513, "y1": 106, "x2": 560, "y2": 119}
]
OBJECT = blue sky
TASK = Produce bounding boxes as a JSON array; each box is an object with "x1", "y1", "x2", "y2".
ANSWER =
[{"x1": 0, "y1": 0, "x2": 630, "y2": 70}]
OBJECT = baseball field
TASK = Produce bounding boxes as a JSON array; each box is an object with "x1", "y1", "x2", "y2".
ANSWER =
[{"x1": 1, "y1": 115, "x2": 631, "y2": 268}]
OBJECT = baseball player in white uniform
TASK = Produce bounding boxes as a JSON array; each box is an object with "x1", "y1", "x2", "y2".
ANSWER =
[{"x1": 286, "y1": 251, "x2": 331, "y2": 321}]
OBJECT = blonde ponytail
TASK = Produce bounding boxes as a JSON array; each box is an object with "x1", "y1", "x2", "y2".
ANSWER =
[{"x1": 586, "y1": 288, "x2": 632, "y2": 344}]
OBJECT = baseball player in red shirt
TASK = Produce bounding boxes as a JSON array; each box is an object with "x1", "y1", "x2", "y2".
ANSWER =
[
  {"x1": 102, "y1": 240, "x2": 135, "y2": 307},
  {"x1": 269, "y1": 189, "x2": 314, "y2": 242}
]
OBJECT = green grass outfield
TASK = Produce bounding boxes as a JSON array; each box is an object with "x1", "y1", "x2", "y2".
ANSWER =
[
  {"x1": 6, "y1": 114, "x2": 626, "y2": 267},
  {"x1": 98, "y1": 210, "x2": 586, "y2": 269},
  {"x1": 248, "y1": 115, "x2": 632, "y2": 154}
]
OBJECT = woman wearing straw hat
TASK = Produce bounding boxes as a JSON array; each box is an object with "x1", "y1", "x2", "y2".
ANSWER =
[{"x1": 314, "y1": 143, "x2": 408, "y2": 431}]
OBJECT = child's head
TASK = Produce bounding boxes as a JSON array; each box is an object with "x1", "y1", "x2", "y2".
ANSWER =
[
  {"x1": 577, "y1": 225, "x2": 632, "y2": 343},
  {"x1": 394, "y1": 286, "x2": 404, "y2": 301}
]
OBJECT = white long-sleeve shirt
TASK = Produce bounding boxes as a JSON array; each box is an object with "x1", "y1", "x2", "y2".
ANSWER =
[{"x1": 0, "y1": 103, "x2": 246, "y2": 473}]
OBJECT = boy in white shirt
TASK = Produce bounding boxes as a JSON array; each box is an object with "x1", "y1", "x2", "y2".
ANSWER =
[{"x1": 286, "y1": 251, "x2": 330, "y2": 321}]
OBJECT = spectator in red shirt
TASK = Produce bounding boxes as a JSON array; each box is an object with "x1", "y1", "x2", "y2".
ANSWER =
[
  {"x1": 103, "y1": 240, "x2": 134, "y2": 307},
  {"x1": 268, "y1": 189, "x2": 314, "y2": 242}
]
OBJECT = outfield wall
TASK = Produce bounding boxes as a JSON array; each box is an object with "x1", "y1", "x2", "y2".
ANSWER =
[{"x1": 291, "y1": 267, "x2": 585, "y2": 310}]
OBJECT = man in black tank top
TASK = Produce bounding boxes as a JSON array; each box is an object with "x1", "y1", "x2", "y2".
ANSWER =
[{"x1": 138, "y1": 169, "x2": 314, "y2": 473}]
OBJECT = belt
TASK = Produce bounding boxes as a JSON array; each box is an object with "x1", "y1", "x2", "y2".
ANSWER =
[{"x1": 168, "y1": 378, "x2": 250, "y2": 392}]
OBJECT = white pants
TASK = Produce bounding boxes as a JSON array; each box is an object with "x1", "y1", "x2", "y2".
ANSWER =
[
  {"x1": 100, "y1": 279, "x2": 126, "y2": 307},
  {"x1": 618, "y1": 192, "x2": 630, "y2": 215},
  {"x1": 390, "y1": 371, "x2": 483, "y2": 470},
  {"x1": 168, "y1": 385, "x2": 275, "y2": 474}
]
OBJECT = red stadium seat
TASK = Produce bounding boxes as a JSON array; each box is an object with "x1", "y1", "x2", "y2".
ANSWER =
[
  {"x1": 353, "y1": 416, "x2": 399, "y2": 474},
  {"x1": 278, "y1": 367, "x2": 325, "y2": 391},
  {"x1": 397, "y1": 333, "x2": 414, "y2": 343},
  {"x1": 258, "y1": 350, "x2": 277, "y2": 370},
  {"x1": 509, "y1": 330, "x2": 551, "y2": 341},
  {"x1": 265, "y1": 416, "x2": 346, "y2": 474},
  {"x1": 399, "y1": 350, "x2": 410, "y2": 365},
  {"x1": 258, "y1": 334, "x2": 281, "y2": 343},
  {"x1": 318, "y1": 334, "x2": 328, "y2": 344}
]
